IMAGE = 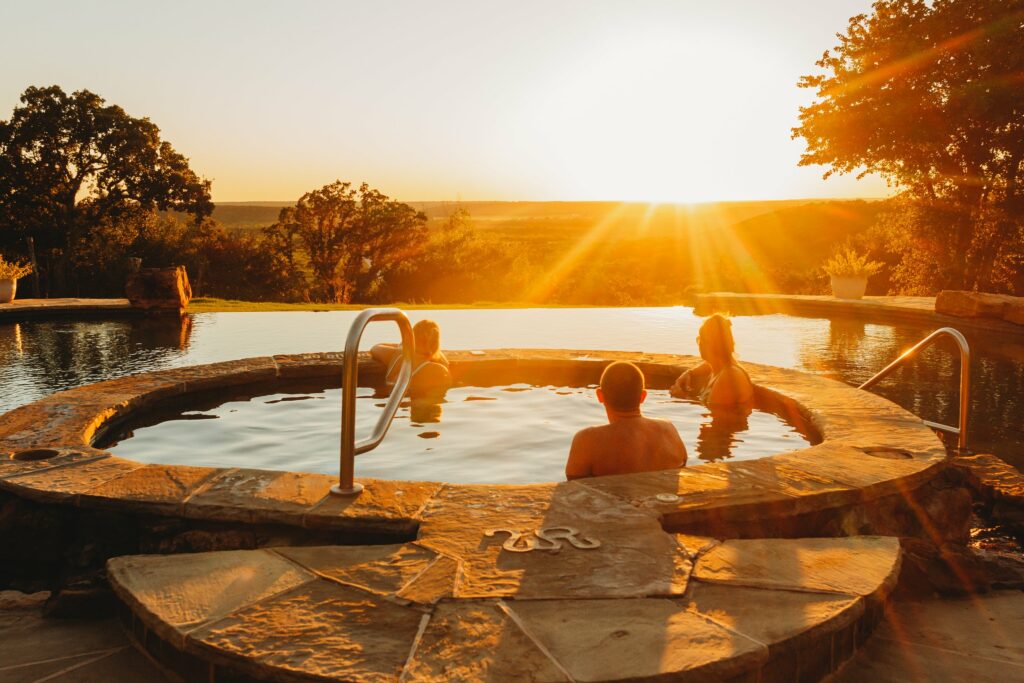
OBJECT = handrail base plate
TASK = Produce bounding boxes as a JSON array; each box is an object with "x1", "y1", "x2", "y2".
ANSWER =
[{"x1": 330, "y1": 482, "x2": 365, "y2": 497}]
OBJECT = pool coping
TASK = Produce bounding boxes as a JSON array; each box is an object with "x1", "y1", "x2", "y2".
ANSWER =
[{"x1": 0, "y1": 349, "x2": 949, "y2": 538}]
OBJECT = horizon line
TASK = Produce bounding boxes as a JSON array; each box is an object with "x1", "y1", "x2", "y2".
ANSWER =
[{"x1": 212, "y1": 195, "x2": 890, "y2": 207}]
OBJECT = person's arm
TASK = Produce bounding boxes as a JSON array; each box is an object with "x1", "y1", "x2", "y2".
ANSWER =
[
  {"x1": 565, "y1": 430, "x2": 594, "y2": 480},
  {"x1": 670, "y1": 362, "x2": 710, "y2": 398},
  {"x1": 370, "y1": 343, "x2": 398, "y2": 366}
]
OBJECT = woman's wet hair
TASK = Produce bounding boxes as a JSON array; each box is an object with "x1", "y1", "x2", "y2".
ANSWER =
[
  {"x1": 698, "y1": 314, "x2": 736, "y2": 366},
  {"x1": 600, "y1": 361, "x2": 645, "y2": 412},
  {"x1": 413, "y1": 319, "x2": 441, "y2": 356}
]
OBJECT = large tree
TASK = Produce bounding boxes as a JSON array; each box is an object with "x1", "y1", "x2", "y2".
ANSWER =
[
  {"x1": 273, "y1": 181, "x2": 427, "y2": 302},
  {"x1": 793, "y1": 0, "x2": 1024, "y2": 293},
  {"x1": 0, "y1": 85, "x2": 212, "y2": 294}
]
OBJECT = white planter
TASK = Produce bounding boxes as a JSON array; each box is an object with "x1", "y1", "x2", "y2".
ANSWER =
[
  {"x1": 830, "y1": 275, "x2": 868, "y2": 300},
  {"x1": 0, "y1": 278, "x2": 15, "y2": 304}
]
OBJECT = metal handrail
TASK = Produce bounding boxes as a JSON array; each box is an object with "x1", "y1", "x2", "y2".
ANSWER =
[
  {"x1": 330, "y1": 308, "x2": 415, "y2": 497},
  {"x1": 858, "y1": 327, "x2": 970, "y2": 453}
]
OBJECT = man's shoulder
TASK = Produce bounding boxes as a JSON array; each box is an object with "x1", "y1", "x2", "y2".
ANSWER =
[
  {"x1": 574, "y1": 423, "x2": 607, "y2": 438},
  {"x1": 643, "y1": 416, "x2": 677, "y2": 430}
]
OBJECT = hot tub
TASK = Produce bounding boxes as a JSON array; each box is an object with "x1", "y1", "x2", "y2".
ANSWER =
[{"x1": 96, "y1": 377, "x2": 814, "y2": 484}]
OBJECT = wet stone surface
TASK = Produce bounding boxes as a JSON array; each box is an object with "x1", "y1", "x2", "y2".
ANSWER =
[
  {"x1": 107, "y1": 533, "x2": 902, "y2": 682},
  {"x1": 188, "y1": 579, "x2": 424, "y2": 683},
  {"x1": 416, "y1": 481, "x2": 691, "y2": 599}
]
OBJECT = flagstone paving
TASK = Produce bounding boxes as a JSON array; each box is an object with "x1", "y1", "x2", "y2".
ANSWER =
[{"x1": 108, "y1": 535, "x2": 901, "y2": 682}]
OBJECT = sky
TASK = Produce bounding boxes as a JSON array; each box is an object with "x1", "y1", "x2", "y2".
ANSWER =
[{"x1": 0, "y1": 1, "x2": 890, "y2": 204}]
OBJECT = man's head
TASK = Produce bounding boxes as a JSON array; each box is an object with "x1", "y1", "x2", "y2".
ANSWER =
[
  {"x1": 413, "y1": 319, "x2": 441, "y2": 356},
  {"x1": 597, "y1": 361, "x2": 646, "y2": 413}
]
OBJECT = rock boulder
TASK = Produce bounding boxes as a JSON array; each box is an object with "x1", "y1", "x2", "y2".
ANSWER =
[
  {"x1": 125, "y1": 266, "x2": 191, "y2": 313},
  {"x1": 935, "y1": 290, "x2": 1014, "y2": 319},
  {"x1": 1004, "y1": 299, "x2": 1024, "y2": 326}
]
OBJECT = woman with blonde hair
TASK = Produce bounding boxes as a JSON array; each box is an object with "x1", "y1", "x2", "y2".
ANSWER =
[
  {"x1": 371, "y1": 319, "x2": 451, "y2": 399},
  {"x1": 670, "y1": 313, "x2": 753, "y2": 406}
]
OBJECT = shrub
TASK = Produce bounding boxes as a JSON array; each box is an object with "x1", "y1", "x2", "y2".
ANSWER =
[
  {"x1": 823, "y1": 247, "x2": 883, "y2": 278},
  {"x1": 0, "y1": 255, "x2": 32, "y2": 280}
]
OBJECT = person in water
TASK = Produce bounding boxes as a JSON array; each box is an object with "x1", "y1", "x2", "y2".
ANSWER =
[
  {"x1": 370, "y1": 319, "x2": 451, "y2": 399},
  {"x1": 670, "y1": 313, "x2": 754, "y2": 406},
  {"x1": 565, "y1": 361, "x2": 687, "y2": 480}
]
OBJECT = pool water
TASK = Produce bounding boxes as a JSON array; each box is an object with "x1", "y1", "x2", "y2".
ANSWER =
[
  {"x1": 99, "y1": 384, "x2": 811, "y2": 484},
  {"x1": 3, "y1": 307, "x2": 1023, "y2": 468}
]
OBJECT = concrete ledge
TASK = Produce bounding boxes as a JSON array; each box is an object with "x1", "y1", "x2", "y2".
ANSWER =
[
  {"x1": 0, "y1": 297, "x2": 143, "y2": 322},
  {"x1": 694, "y1": 292, "x2": 1024, "y2": 338}
]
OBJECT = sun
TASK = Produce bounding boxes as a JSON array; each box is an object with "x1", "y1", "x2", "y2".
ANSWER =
[{"x1": 510, "y1": 26, "x2": 797, "y2": 203}]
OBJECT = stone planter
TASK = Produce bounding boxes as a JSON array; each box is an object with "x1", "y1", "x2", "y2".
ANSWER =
[
  {"x1": 830, "y1": 275, "x2": 868, "y2": 300},
  {"x1": 0, "y1": 278, "x2": 16, "y2": 304}
]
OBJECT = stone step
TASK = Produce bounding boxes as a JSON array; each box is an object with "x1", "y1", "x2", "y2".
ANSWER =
[{"x1": 107, "y1": 535, "x2": 901, "y2": 682}]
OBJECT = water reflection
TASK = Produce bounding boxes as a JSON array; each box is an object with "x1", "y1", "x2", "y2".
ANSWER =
[
  {"x1": 0, "y1": 323, "x2": 24, "y2": 358},
  {"x1": 796, "y1": 321, "x2": 1024, "y2": 464},
  {"x1": 128, "y1": 315, "x2": 193, "y2": 350},
  {"x1": 0, "y1": 315, "x2": 193, "y2": 400},
  {"x1": 693, "y1": 405, "x2": 752, "y2": 463},
  {"x1": 410, "y1": 399, "x2": 444, "y2": 424}
]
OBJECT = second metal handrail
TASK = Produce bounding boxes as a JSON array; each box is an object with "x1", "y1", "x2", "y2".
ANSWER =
[
  {"x1": 858, "y1": 327, "x2": 970, "y2": 453},
  {"x1": 330, "y1": 308, "x2": 415, "y2": 497}
]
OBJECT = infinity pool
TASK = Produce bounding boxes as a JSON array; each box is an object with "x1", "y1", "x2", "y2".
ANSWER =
[
  {"x1": 2, "y1": 307, "x2": 1023, "y2": 468},
  {"x1": 97, "y1": 383, "x2": 811, "y2": 484}
]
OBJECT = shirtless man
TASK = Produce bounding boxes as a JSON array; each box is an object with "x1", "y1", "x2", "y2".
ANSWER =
[{"x1": 565, "y1": 361, "x2": 687, "y2": 480}]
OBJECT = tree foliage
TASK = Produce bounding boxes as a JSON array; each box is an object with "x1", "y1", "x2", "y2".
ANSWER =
[
  {"x1": 794, "y1": 0, "x2": 1024, "y2": 293},
  {"x1": 0, "y1": 85, "x2": 212, "y2": 294},
  {"x1": 271, "y1": 181, "x2": 427, "y2": 302}
]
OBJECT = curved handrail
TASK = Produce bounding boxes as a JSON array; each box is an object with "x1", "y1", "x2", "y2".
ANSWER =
[
  {"x1": 858, "y1": 327, "x2": 970, "y2": 453},
  {"x1": 331, "y1": 308, "x2": 415, "y2": 497}
]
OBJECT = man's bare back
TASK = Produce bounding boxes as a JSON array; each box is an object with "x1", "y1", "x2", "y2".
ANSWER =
[
  {"x1": 566, "y1": 361, "x2": 687, "y2": 480},
  {"x1": 565, "y1": 415, "x2": 687, "y2": 480}
]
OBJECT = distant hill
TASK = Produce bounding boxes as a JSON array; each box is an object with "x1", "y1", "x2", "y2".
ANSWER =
[
  {"x1": 724, "y1": 200, "x2": 886, "y2": 293},
  {"x1": 211, "y1": 198, "x2": 829, "y2": 233},
  {"x1": 212, "y1": 204, "x2": 288, "y2": 230}
]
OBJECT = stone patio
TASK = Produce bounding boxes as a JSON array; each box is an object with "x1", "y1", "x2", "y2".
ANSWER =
[
  {"x1": 107, "y1": 535, "x2": 901, "y2": 682},
  {"x1": 0, "y1": 350, "x2": 967, "y2": 681}
]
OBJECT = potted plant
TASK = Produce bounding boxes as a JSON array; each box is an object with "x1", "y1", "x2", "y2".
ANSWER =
[
  {"x1": 823, "y1": 247, "x2": 883, "y2": 300},
  {"x1": 0, "y1": 255, "x2": 33, "y2": 304}
]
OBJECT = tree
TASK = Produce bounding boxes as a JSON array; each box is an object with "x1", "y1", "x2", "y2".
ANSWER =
[
  {"x1": 0, "y1": 85, "x2": 212, "y2": 294},
  {"x1": 273, "y1": 181, "x2": 427, "y2": 302},
  {"x1": 793, "y1": 0, "x2": 1024, "y2": 292}
]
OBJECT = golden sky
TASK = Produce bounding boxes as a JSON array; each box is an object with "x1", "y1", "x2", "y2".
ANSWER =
[{"x1": 1, "y1": 0, "x2": 889, "y2": 203}]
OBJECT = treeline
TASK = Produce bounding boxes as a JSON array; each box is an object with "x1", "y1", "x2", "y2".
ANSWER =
[{"x1": 3, "y1": 69, "x2": 1023, "y2": 304}]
